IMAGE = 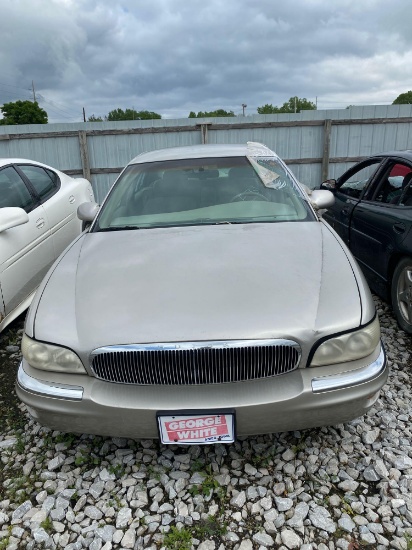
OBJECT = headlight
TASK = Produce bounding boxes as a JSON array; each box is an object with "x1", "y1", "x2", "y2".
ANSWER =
[
  {"x1": 22, "y1": 334, "x2": 87, "y2": 374},
  {"x1": 310, "y1": 316, "x2": 381, "y2": 367}
]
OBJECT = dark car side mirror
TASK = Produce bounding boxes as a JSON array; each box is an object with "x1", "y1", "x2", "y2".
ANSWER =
[{"x1": 321, "y1": 179, "x2": 337, "y2": 191}]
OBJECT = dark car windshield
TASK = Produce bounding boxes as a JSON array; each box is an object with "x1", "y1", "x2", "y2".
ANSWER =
[{"x1": 94, "y1": 156, "x2": 314, "y2": 231}]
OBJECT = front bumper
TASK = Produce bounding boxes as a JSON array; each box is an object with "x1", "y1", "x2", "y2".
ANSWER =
[{"x1": 16, "y1": 344, "x2": 387, "y2": 439}]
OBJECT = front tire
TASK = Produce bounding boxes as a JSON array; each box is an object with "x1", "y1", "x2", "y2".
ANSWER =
[{"x1": 391, "y1": 257, "x2": 412, "y2": 334}]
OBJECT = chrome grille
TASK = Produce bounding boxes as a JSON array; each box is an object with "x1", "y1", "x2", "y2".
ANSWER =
[{"x1": 90, "y1": 340, "x2": 301, "y2": 385}]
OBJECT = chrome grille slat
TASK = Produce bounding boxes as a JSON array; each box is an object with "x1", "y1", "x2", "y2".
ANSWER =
[{"x1": 90, "y1": 339, "x2": 301, "y2": 385}]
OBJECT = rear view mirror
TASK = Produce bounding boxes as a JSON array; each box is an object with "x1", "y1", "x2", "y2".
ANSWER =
[{"x1": 0, "y1": 207, "x2": 29, "y2": 233}]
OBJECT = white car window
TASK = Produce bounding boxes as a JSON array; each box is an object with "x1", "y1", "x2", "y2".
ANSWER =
[
  {"x1": 18, "y1": 165, "x2": 59, "y2": 202},
  {"x1": 0, "y1": 166, "x2": 36, "y2": 212}
]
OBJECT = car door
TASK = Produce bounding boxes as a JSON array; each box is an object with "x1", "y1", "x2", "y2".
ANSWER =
[
  {"x1": 16, "y1": 164, "x2": 83, "y2": 259},
  {"x1": 0, "y1": 165, "x2": 54, "y2": 317},
  {"x1": 322, "y1": 159, "x2": 383, "y2": 247},
  {"x1": 349, "y1": 159, "x2": 412, "y2": 295}
]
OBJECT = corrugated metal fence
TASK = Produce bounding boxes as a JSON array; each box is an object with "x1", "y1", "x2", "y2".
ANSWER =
[{"x1": 1, "y1": 104, "x2": 412, "y2": 203}]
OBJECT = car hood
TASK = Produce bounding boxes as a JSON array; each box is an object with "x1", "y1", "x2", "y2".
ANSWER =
[{"x1": 32, "y1": 222, "x2": 363, "y2": 363}]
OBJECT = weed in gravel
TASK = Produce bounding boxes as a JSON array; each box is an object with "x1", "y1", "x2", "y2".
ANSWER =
[
  {"x1": 163, "y1": 526, "x2": 192, "y2": 550},
  {"x1": 108, "y1": 492, "x2": 123, "y2": 508},
  {"x1": 404, "y1": 533, "x2": 412, "y2": 550},
  {"x1": 108, "y1": 463, "x2": 125, "y2": 478},
  {"x1": 40, "y1": 516, "x2": 53, "y2": 534},
  {"x1": 54, "y1": 432, "x2": 78, "y2": 448},
  {"x1": 74, "y1": 449, "x2": 101, "y2": 468},
  {"x1": 190, "y1": 458, "x2": 205, "y2": 472},
  {"x1": 188, "y1": 464, "x2": 222, "y2": 499},
  {"x1": 0, "y1": 537, "x2": 10, "y2": 550},
  {"x1": 14, "y1": 433, "x2": 27, "y2": 454},
  {"x1": 193, "y1": 514, "x2": 227, "y2": 539}
]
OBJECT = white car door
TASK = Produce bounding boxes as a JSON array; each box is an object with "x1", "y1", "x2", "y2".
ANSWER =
[
  {"x1": 16, "y1": 164, "x2": 86, "y2": 260},
  {"x1": 0, "y1": 165, "x2": 54, "y2": 318}
]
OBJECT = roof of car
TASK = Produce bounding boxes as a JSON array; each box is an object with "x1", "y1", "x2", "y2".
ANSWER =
[
  {"x1": 128, "y1": 142, "x2": 278, "y2": 164},
  {"x1": 0, "y1": 158, "x2": 49, "y2": 167},
  {"x1": 372, "y1": 150, "x2": 412, "y2": 161}
]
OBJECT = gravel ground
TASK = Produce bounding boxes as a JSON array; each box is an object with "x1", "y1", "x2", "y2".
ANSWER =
[{"x1": 0, "y1": 297, "x2": 411, "y2": 550}]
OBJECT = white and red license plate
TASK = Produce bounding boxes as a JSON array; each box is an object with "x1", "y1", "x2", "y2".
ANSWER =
[{"x1": 157, "y1": 410, "x2": 235, "y2": 445}]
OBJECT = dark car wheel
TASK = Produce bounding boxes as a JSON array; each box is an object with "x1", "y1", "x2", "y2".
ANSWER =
[{"x1": 391, "y1": 258, "x2": 412, "y2": 334}]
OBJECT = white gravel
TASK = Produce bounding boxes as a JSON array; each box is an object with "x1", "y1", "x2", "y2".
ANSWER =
[{"x1": 0, "y1": 296, "x2": 411, "y2": 549}]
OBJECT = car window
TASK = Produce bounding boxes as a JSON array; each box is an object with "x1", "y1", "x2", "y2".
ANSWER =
[
  {"x1": 373, "y1": 163, "x2": 412, "y2": 205},
  {"x1": 18, "y1": 165, "x2": 59, "y2": 202},
  {"x1": 0, "y1": 166, "x2": 36, "y2": 212},
  {"x1": 338, "y1": 160, "x2": 381, "y2": 199},
  {"x1": 94, "y1": 156, "x2": 315, "y2": 231}
]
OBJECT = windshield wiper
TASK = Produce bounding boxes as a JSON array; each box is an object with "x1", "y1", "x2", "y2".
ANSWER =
[{"x1": 95, "y1": 226, "x2": 143, "y2": 232}]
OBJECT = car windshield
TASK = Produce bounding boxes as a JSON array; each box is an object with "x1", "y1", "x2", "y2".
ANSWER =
[{"x1": 94, "y1": 156, "x2": 314, "y2": 231}]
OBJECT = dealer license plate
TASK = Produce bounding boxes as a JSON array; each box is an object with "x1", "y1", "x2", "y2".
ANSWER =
[{"x1": 157, "y1": 410, "x2": 236, "y2": 445}]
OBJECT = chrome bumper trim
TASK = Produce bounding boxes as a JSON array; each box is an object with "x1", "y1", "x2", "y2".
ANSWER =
[
  {"x1": 311, "y1": 346, "x2": 386, "y2": 393},
  {"x1": 17, "y1": 363, "x2": 84, "y2": 401}
]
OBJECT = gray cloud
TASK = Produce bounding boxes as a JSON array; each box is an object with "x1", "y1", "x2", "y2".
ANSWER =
[{"x1": 0, "y1": 0, "x2": 411, "y2": 121}]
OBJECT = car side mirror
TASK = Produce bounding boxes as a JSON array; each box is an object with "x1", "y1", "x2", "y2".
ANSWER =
[
  {"x1": 321, "y1": 179, "x2": 337, "y2": 191},
  {"x1": 77, "y1": 201, "x2": 99, "y2": 222},
  {"x1": 310, "y1": 190, "x2": 335, "y2": 210},
  {"x1": 0, "y1": 207, "x2": 29, "y2": 233}
]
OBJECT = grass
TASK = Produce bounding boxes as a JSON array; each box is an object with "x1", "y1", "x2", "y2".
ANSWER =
[
  {"x1": 108, "y1": 463, "x2": 125, "y2": 478},
  {"x1": 40, "y1": 516, "x2": 53, "y2": 534},
  {"x1": 404, "y1": 533, "x2": 412, "y2": 550},
  {"x1": 163, "y1": 526, "x2": 192, "y2": 550},
  {"x1": 193, "y1": 515, "x2": 227, "y2": 539}
]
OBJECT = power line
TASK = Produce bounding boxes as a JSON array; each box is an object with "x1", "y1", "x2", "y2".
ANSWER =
[
  {"x1": 0, "y1": 80, "x2": 31, "y2": 93},
  {"x1": 37, "y1": 95, "x2": 83, "y2": 118}
]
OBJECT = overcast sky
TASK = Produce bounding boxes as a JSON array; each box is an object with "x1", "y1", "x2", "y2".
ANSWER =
[{"x1": 1, "y1": 0, "x2": 411, "y2": 123}]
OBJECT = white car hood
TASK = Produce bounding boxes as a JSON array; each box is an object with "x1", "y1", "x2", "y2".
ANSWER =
[{"x1": 32, "y1": 222, "x2": 362, "y2": 363}]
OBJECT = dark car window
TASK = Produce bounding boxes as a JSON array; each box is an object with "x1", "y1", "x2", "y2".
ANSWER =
[
  {"x1": 337, "y1": 160, "x2": 381, "y2": 199},
  {"x1": 0, "y1": 166, "x2": 36, "y2": 212},
  {"x1": 373, "y1": 163, "x2": 412, "y2": 205},
  {"x1": 18, "y1": 165, "x2": 59, "y2": 202}
]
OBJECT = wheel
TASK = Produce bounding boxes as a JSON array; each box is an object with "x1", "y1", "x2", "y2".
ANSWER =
[{"x1": 391, "y1": 257, "x2": 412, "y2": 334}]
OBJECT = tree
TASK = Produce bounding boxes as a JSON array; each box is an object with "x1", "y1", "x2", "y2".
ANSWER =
[
  {"x1": 393, "y1": 91, "x2": 412, "y2": 105},
  {"x1": 188, "y1": 109, "x2": 235, "y2": 118},
  {"x1": 257, "y1": 96, "x2": 316, "y2": 114},
  {"x1": 88, "y1": 114, "x2": 104, "y2": 122},
  {"x1": 106, "y1": 108, "x2": 161, "y2": 121},
  {"x1": 0, "y1": 100, "x2": 48, "y2": 125},
  {"x1": 257, "y1": 104, "x2": 280, "y2": 114}
]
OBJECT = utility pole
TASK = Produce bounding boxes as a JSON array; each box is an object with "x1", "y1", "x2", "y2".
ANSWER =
[
  {"x1": 83, "y1": 107, "x2": 86, "y2": 122},
  {"x1": 32, "y1": 81, "x2": 36, "y2": 102},
  {"x1": 242, "y1": 103, "x2": 247, "y2": 116},
  {"x1": 294, "y1": 97, "x2": 297, "y2": 113}
]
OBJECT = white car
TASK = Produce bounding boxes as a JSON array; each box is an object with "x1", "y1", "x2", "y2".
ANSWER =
[{"x1": 0, "y1": 159, "x2": 94, "y2": 332}]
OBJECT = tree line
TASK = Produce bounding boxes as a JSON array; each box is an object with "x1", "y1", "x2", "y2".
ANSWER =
[{"x1": 1, "y1": 92, "x2": 412, "y2": 125}]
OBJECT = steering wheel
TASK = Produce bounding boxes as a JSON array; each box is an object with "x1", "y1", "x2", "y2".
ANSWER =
[{"x1": 230, "y1": 189, "x2": 270, "y2": 202}]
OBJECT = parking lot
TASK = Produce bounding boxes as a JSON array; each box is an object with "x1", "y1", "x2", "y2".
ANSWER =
[{"x1": 0, "y1": 296, "x2": 411, "y2": 550}]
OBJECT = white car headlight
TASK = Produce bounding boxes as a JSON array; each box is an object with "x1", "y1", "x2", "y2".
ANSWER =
[
  {"x1": 22, "y1": 334, "x2": 86, "y2": 374},
  {"x1": 310, "y1": 316, "x2": 381, "y2": 367}
]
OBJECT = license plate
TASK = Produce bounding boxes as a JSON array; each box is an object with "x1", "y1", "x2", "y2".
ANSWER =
[{"x1": 157, "y1": 409, "x2": 236, "y2": 445}]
